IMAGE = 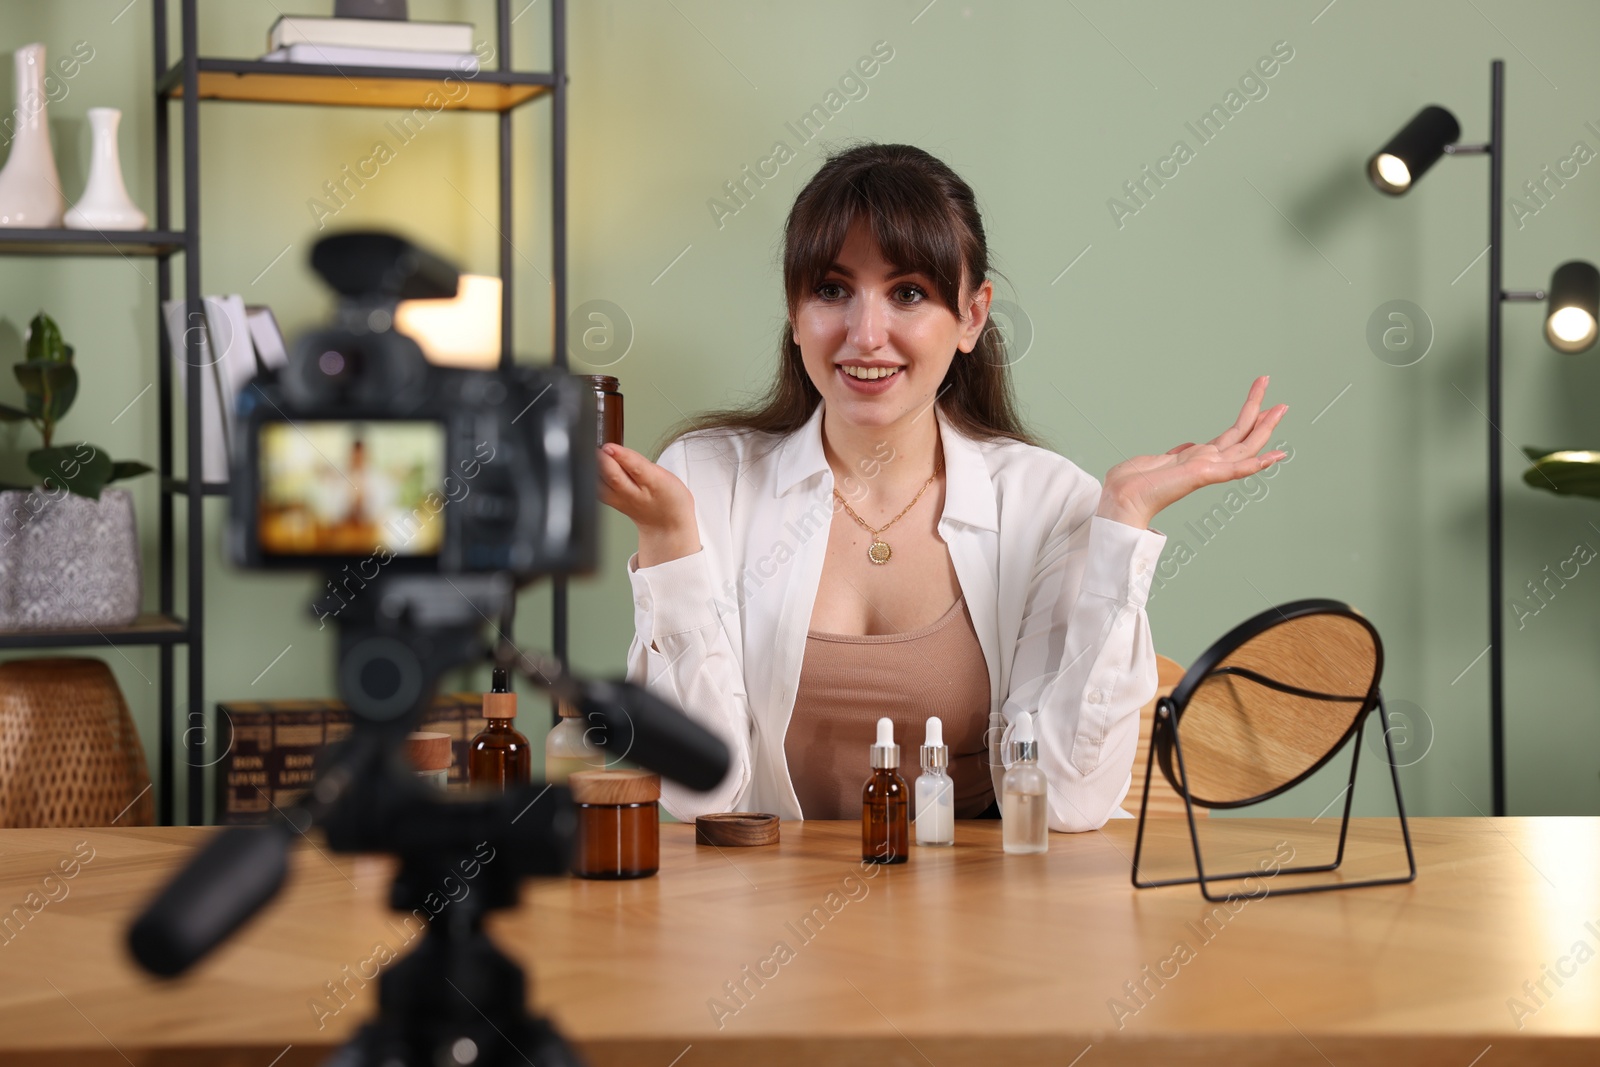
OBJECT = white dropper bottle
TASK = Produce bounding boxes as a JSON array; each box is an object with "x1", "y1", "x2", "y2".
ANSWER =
[
  {"x1": 1002, "y1": 711, "x2": 1048, "y2": 854},
  {"x1": 914, "y1": 716, "x2": 954, "y2": 846}
]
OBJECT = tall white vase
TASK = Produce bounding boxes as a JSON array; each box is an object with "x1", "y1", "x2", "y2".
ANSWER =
[
  {"x1": 0, "y1": 43, "x2": 64, "y2": 228},
  {"x1": 65, "y1": 108, "x2": 146, "y2": 231}
]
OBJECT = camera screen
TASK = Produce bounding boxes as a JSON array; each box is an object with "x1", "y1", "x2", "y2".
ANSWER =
[{"x1": 259, "y1": 421, "x2": 445, "y2": 556}]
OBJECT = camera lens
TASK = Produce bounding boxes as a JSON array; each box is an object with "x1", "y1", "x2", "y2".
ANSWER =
[{"x1": 319, "y1": 350, "x2": 348, "y2": 377}]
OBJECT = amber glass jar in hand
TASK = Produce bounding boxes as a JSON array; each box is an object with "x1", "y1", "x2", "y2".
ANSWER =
[{"x1": 468, "y1": 668, "x2": 531, "y2": 790}]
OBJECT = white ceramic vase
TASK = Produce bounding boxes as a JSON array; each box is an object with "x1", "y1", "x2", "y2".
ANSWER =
[
  {"x1": 65, "y1": 108, "x2": 146, "y2": 231},
  {"x1": 0, "y1": 43, "x2": 64, "y2": 228}
]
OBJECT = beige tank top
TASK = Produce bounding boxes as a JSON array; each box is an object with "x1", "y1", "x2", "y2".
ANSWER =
[{"x1": 784, "y1": 595, "x2": 993, "y2": 820}]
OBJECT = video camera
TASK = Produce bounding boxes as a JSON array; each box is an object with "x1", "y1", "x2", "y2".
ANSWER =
[{"x1": 230, "y1": 231, "x2": 597, "y2": 581}]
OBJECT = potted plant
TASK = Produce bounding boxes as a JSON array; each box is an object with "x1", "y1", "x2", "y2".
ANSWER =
[{"x1": 0, "y1": 312, "x2": 152, "y2": 630}]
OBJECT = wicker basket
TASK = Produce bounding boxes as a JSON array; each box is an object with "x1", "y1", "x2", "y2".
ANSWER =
[{"x1": 0, "y1": 657, "x2": 152, "y2": 827}]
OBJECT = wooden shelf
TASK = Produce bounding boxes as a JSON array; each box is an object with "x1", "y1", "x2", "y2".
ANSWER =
[
  {"x1": 160, "y1": 60, "x2": 553, "y2": 111},
  {"x1": 0, "y1": 612, "x2": 189, "y2": 650},
  {"x1": 0, "y1": 229, "x2": 185, "y2": 256}
]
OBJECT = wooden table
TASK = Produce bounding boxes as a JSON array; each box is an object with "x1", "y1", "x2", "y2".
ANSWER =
[{"x1": 0, "y1": 817, "x2": 1596, "y2": 1065}]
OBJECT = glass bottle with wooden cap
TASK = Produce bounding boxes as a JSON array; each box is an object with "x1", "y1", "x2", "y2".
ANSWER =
[
  {"x1": 544, "y1": 698, "x2": 602, "y2": 784},
  {"x1": 570, "y1": 768, "x2": 661, "y2": 879},
  {"x1": 468, "y1": 668, "x2": 530, "y2": 790}
]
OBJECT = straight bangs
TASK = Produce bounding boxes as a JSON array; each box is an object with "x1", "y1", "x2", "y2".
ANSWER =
[{"x1": 784, "y1": 167, "x2": 968, "y2": 317}]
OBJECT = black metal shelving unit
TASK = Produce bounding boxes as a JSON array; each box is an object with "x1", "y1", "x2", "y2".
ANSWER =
[{"x1": 0, "y1": 0, "x2": 569, "y2": 827}]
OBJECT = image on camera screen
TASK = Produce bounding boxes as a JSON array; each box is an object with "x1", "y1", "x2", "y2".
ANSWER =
[{"x1": 259, "y1": 421, "x2": 445, "y2": 556}]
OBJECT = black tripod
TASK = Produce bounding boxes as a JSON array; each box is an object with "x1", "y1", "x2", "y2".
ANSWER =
[{"x1": 128, "y1": 575, "x2": 728, "y2": 1067}]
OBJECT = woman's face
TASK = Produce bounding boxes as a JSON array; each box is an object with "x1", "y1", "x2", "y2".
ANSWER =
[{"x1": 791, "y1": 220, "x2": 992, "y2": 433}]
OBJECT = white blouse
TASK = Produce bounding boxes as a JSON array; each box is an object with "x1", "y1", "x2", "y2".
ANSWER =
[{"x1": 625, "y1": 401, "x2": 1168, "y2": 832}]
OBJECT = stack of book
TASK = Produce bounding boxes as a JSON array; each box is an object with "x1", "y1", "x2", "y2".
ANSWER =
[
  {"x1": 264, "y1": 15, "x2": 478, "y2": 72},
  {"x1": 162, "y1": 297, "x2": 287, "y2": 483},
  {"x1": 214, "y1": 692, "x2": 488, "y2": 824}
]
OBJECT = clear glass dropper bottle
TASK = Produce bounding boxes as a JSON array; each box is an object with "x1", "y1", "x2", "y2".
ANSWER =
[
  {"x1": 1002, "y1": 711, "x2": 1048, "y2": 854},
  {"x1": 914, "y1": 716, "x2": 954, "y2": 846}
]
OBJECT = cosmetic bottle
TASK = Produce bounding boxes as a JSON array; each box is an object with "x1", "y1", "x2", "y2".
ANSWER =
[
  {"x1": 544, "y1": 698, "x2": 602, "y2": 783},
  {"x1": 914, "y1": 716, "x2": 954, "y2": 847},
  {"x1": 861, "y1": 717, "x2": 909, "y2": 864},
  {"x1": 1002, "y1": 711, "x2": 1048, "y2": 854},
  {"x1": 468, "y1": 668, "x2": 531, "y2": 790}
]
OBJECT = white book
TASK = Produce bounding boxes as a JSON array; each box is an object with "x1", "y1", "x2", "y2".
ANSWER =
[
  {"x1": 262, "y1": 43, "x2": 479, "y2": 72},
  {"x1": 269, "y1": 15, "x2": 474, "y2": 53},
  {"x1": 203, "y1": 295, "x2": 260, "y2": 411},
  {"x1": 246, "y1": 306, "x2": 289, "y2": 370},
  {"x1": 162, "y1": 299, "x2": 233, "y2": 484}
]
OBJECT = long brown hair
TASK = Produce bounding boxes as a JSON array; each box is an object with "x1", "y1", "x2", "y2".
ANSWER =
[{"x1": 665, "y1": 142, "x2": 1036, "y2": 450}]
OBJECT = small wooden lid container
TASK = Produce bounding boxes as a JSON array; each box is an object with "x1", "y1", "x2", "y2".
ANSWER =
[
  {"x1": 570, "y1": 768, "x2": 660, "y2": 805},
  {"x1": 695, "y1": 812, "x2": 780, "y2": 846},
  {"x1": 405, "y1": 731, "x2": 453, "y2": 773}
]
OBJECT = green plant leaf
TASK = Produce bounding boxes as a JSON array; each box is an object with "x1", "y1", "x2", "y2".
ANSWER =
[
  {"x1": 27, "y1": 443, "x2": 114, "y2": 500},
  {"x1": 14, "y1": 360, "x2": 77, "y2": 422},
  {"x1": 1521, "y1": 446, "x2": 1591, "y2": 463},
  {"x1": 24, "y1": 312, "x2": 68, "y2": 364},
  {"x1": 1522, "y1": 449, "x2": 1600, "y2": 501},
  {"x1": 0, "y1": 402, "x2": 29, "y2": 422},
  {"x1": 109, "y1": 460, "x2": 154, "y2": 483}
]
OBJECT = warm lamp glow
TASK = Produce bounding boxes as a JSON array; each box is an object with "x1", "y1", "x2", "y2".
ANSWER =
[
  {"x1": 1372, "y1": 153, "x2": 1411, "y2": 191},
  {"x1": 394, "y1": 274, "x2": 502, "y2": 368},
  {"x1": 1544, "y1": 261, "x2": 1600, "y2": 354},
  {"x1": 1547, "y1": 306, "x2": 1597, "y2": 352}
]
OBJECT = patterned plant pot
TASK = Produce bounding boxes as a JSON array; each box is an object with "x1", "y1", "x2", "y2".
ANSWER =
[{"x1": 0, "y1": 487, "x2": 141, "y2": 631}]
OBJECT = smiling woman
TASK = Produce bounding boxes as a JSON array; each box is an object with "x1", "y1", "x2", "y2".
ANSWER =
[{"x1": 598, "y1": 143, "x2": 1287, "y2": 830}]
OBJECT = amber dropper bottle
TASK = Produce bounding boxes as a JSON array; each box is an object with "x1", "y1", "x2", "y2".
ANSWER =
[
  {"x1": 862, "y1": 716, "x2": 909, "y2": 864},
  {"x1": 468, "y1": 668, "x2": 531, "y2": 790}
]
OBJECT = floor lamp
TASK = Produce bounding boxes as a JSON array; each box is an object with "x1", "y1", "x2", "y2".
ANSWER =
[{"x1": 1367, "y1": 60, "x2": 1600, "y2": 816}]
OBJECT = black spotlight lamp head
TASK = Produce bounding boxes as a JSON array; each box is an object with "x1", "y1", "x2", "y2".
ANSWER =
[
  {"x1": 1367, "y1": 105, "x2": 1461, "y2": 195},
  {"x1": 1545, "y1": 260, "x2": 1600, "y2": 354}
]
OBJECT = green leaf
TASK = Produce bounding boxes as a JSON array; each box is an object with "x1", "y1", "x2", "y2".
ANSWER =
[
  {"x1": 0, "y1": 402, "x2": 29, "y2": 422},
  {"x1": 24, "y1": 312, "x2": 68, "y2": 364},
  {"x1": 1521, "y1": 446, "x2": 1591, "y2": 463},
  {"x1": 14, "y1": 360, "x2": 77, "y2": 422},
  {"x1": 108, "y1": 460, "x2": 153, "y2": 483},
  {"x1": 1522, "y1": 449, "x2": 1600, "y2": 501},
  {"x1": 27, "y1": 443, "x2": 114, "y2": 500}
]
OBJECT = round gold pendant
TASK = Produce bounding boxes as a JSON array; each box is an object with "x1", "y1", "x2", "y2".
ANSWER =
[{"x1": 868, "y1": 540, "x2": 892, "y2": 565}]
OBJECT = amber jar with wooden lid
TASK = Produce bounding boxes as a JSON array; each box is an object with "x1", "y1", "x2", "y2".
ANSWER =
[{"x1": 569, "y1": 768, "x2": 659, "y2": 880}]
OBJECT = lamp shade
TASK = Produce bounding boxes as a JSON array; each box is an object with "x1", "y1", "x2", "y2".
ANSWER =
[
  {"x1": 1544, "y1": 260, "x2": 1600, "y2": 354},
  {"x1": 1367, "y1": 105, "x2": 1461, "y2": 195},
  {"x1": 393, "y1": 273, "x2": 503, "y2": 368}
]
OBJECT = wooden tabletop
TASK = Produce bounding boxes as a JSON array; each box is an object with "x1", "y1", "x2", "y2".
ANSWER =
[{"x1": 0, "y1": 817, "x2": 1596, "y2": 1065}]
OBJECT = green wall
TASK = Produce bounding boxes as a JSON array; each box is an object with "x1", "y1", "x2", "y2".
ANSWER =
[{"x1": 2, "y1": 0, "x2": 1598, "y2": 824}]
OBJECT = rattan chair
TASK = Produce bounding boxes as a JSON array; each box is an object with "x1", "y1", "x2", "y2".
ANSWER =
[
  {"x1": 0, "y1": 657, "x2": 153, "y2": 827},
  {"x1": 1132, "y1": 654, "x2": 1197, "y2": 819}
]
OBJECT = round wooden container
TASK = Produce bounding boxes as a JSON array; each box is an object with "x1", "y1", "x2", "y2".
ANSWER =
[
  {"x1": 570, "y1": 768, "x2": 659, "y2": 879},
  {"x1": 405, "y1": 731, "x2": 453, "y2": 789}
]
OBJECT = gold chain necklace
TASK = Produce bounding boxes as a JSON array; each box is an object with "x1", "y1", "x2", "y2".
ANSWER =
[{"x1": 832, "y1": 459, "x2": 941, "y2": 565}]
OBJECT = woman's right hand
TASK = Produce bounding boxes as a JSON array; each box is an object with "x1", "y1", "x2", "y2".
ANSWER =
[{"x1": 598, "y1": 443, "x2": 702, "y2": 567}]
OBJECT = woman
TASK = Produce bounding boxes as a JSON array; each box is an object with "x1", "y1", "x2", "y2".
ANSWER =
[{"x1": 600, "y1": 143, "x2": 1286, "y2": 831}]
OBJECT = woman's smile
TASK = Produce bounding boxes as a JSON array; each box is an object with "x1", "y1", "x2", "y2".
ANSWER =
[{"x1": 836, "y1": 361, "x2": 904, "y2": 394}]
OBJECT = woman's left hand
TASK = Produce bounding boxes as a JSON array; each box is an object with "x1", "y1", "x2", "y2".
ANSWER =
[{"x1": 1096, "y1": 376, "x2": 1288, "y2": 530}]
